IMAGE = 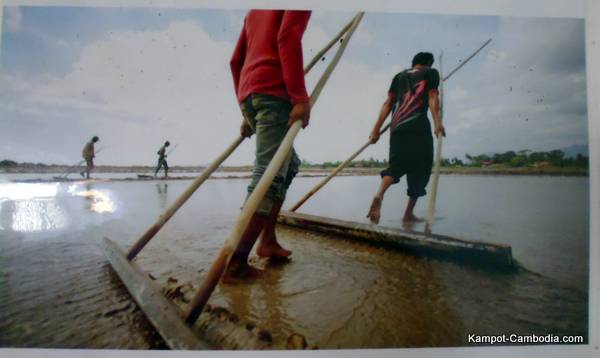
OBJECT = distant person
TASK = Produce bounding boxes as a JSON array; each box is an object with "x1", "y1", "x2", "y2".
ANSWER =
[
  {"x1": 226, "y1": 9, "x2": 311, "y2": 281},
  {"x1": 80, "y1": 136, "x2": 99, "y2": 179},
  {"x1": 366, "y1": 52, "x2": 445, "y2": 224},
  {"x1": 154, "y1": 141, "x2": 170, "y2": 177}
]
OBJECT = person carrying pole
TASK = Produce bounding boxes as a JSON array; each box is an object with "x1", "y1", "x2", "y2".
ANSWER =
[
  {"x1": 367, "y1": 52, "x2": 445, "y2": 224},
  {"x1": 225, "y1": 9, "x2": 311, "y2": 281},
  {"x1": 154, "y1": 141, "x2": 170, "y2": 177},
  {"x1": 80, "y1": 135, "x2": 99, "y2": 179}
]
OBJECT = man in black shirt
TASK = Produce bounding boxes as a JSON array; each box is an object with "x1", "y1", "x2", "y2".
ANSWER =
[
  {"x1": 154, "y1": 141, "x2": 170, "y2": 177},
  {"x1": 367, "y1": 52, "x2": 445, "y2": 224}
]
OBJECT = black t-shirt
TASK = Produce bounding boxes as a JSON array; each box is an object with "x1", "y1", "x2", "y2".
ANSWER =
[
  {"x1": 158, "y1": 146, "x2": 166, "y2": 159},
  {"x1": 388, "y1": 67, "x2": 439, "y2": 134}
]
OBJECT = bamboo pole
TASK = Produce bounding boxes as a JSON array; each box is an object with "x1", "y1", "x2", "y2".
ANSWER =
[
  {"x1": 166, "y1": 144, "x2": 179, "y2": 156},
  {"x1": 442, "y1": 38, "x2": 491, "y2": 82},
  {"x1": 61, "y1": 160, "x2": 85, "y2": 178},
  {"x1": 289, "y1": 38, "x2": 492, "y2": 212},
  {"x1": 127, "y1": 136, "x2": 244, "y2": 260},
  {"x1": 425, "y1": 52, "x2": 444, "y2": 233},
  {"x1": 125, "y1": 14, "x2": 360, "y2": 261},
  {"x1": 303, "y1": 15, "x2": 356, "y2": 75},
  {"x1": 290, "y1": 131, "x2": 382, "y2": 212},
  {"x1": 60, "y1": 146, "x2": 106, "y2": 178},
  {"x1": 184, "y1": 12, "x2": 365, "y2": 325}
]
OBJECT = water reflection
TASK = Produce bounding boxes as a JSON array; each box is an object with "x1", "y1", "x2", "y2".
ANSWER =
[
  {"x1": 259, "y1": 261, "x2": 295, "y2": 339},
  {"x1": 218, "y1": 258, "x2": 295, "y2": 343},
  {"x1": 5, "y1": 199, "x2": 67, "y2": 232},
  {"x1": 0, "y1": 183, "x2": 66, "y2": 232},
  {"x1": 0, "y1": 183, "x2": 59, "y2": 201},
  {"x1": 69, "y1": 183, "x2": 116, "y2": 214},
  {"x1": 156, "y1": 183, "x2": 168, "y2": 209}
]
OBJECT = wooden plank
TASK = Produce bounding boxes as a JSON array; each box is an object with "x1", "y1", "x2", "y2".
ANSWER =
[
  {"x1": 101, "y1": 237, "x2": 213, "y2": 350},
  {"x1": 277, "y1": 211, "x2": 514, "y2": 270}
]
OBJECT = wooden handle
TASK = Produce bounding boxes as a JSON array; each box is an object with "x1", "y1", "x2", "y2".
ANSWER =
[
  {"x1": 290, "y1": 121, "x2": 390, "y2": 212},
  {"x1": 303, "y1": 15, "x2": 356, "y2": 75},
  {"x1": 425, "y1": 52, "x2": 444, "y2": 232}
]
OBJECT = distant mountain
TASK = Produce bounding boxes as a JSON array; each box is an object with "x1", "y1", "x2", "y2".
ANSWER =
[{"x1": 561, "y1": 144, "x2": 589, "y2": 158}]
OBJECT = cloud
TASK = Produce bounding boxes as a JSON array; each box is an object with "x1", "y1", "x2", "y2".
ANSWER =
[
  {"x1": 5, "y1": 7, "x2": 23, "y2": 32},
  {"x1": 2, "y1": 22, "x2": 251, "y2": 164},
  {"x1": 441, "y1": 17, "x2": 587, "y2": 158},
  {"x1": 0, "y1": 10, "x2": 588, "y2": 166},
  {"x1": 1, "y1": 11, "x2": 397, "y2": 166},
  {"x1": 1, "y1": 20, "x2": 251, "y2": 165}
]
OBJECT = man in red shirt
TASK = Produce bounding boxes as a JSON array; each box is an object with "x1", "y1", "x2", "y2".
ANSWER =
[{"x1": 225, "y1": 10, "x2": 311, "y2": 281}]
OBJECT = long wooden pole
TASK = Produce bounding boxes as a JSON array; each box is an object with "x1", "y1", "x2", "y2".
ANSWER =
[
  {"x1": 125, "y1": 14, "x2": 360, "y2": 261},
  {"x1": 127, "y1": 136, "x2": 244, "y2": 260},
  {"x1": 425, "y1": 52, "x2": 444, "y2": 233},
  {"x1": 442, "y1": 38, "x2": 491, "y2": 82},
  {"x1": 304, "y1": 16, "x2": 355, "y2": 75},
  {"x1": 290, "y1": 131, "x2": 382, "y2": 212},
  {"x1": 61, "y1": 146, "x2": 107, "y2": 178},
  {"x1": 184, "y1": 12, "x2": 365, "y2": 325},
  {"x1": 290, "y1": 38, "x2": 492, "y2": 212},
  {"x1": 166, "y1": 144, "x2": 179, "y2": 156}
]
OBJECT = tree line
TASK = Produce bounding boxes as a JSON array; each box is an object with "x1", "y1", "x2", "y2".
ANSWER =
[
  {"x1": 299, "y1": 149, "x2": 588, "y2": 169},
  {"x1": 300, "y1": 158, "x2": 389, "y2": 169},
  {"x1": 3, "y1": 149, "x2": 589, "y2": 170},
  {"x1": 460, "y1": 149, "x2": 588, "y2": 168}
]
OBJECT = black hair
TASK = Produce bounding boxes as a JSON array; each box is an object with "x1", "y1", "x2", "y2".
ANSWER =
[
  {"x1": 92, "y1": 136, "x2": 99, "y2": 142},
  {"x1": 412, "y1": 52, "x2": 434, "y2": 67},
  {"x1": 165, "y1": 141, "x2": 170, "y2": 146}
]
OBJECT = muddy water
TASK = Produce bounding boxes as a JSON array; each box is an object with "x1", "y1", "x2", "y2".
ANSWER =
[{"x1": 0, "y1": 175, "x2": 588, "y2": 348}]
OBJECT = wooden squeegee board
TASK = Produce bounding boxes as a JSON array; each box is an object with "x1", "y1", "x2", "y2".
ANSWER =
[
  {"x1": 277, "y1": 211, "x2": 514, "y2": 270},
  {"x1": 102, "y1": 237, "x2": 213, "y2": 350}
]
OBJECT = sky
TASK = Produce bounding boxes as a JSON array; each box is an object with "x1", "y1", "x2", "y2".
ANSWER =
[{"x1": 0, "y1": 6, "x2": 588, "y2": 166}]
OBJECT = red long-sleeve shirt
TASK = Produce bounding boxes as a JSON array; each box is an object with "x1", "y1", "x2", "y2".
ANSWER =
[{"x1": 230, "y1": 10, "x2": 311, "y2": 105}]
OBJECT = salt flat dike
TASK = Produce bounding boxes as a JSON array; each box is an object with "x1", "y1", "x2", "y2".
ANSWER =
[{"x1": 0, "y1": 164, "x2": 589, "y2": 181}]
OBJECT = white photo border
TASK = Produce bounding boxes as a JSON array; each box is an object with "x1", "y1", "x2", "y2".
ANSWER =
[{"x1": 0, "y1": 1, "x2": 597, "y2": 358}]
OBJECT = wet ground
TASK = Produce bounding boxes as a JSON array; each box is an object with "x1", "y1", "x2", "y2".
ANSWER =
[{"x1": 0, "y1": 174, "x2": 589, "y2": 348}]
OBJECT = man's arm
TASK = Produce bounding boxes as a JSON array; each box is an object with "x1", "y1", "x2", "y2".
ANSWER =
[
  {"x1": 428, "y1": 90, "x2": 445, "y2": 138},
  {"x1": 230, "y1": 24, "x2": 247, "y2": 101},
  {"x1": 279, "y1": 10, "x2": 311, "y2": 128},
  {"x1": 230, "y1": 20, "x2": 252, "y2": 138},
  {"x1": 369, "y1": 94, "x2": 394, "y2": 144}
]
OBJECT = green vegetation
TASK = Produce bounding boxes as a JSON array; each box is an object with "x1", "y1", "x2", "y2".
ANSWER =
[
  {"x1": 462, "y1": 149, "x2": 588, "y2": 168},
  {"x1": 0, "y1": 160, "x2": 18, "y2": 167},
  {"x1": 301, "y1": 158, "x2": 388, "y2": 169},
  {"x1": 2, "y1": 148, "x2": 588, "y2": 176},
  {"x1": 301, "y1": 149, "x2": 588, "y2": 170}
]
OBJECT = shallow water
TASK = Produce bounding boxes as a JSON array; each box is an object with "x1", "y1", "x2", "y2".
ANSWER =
[
  {"x1": 0, "y1": 174, "x2": 589, "y2": 348},
  {"x1": 0, "y1": 171, "x2": 252, "y2": 182}
]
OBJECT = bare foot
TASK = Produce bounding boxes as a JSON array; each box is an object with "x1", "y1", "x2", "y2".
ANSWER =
[
  {"x1": 221, "y1": 263, "x2": 263, "y2": 284},
  {"x1": 367, "y1": 196, "x2": 382, "y2": 224},
  {"x1": 402, "y1": 214, "x2": 424, "y2": 223},
  {"x1": 256, "y1": 241, "x2": 292, "y2": 260},
  {"x1": 402, "y1": 220, "x2": 417, "y2": 231}
]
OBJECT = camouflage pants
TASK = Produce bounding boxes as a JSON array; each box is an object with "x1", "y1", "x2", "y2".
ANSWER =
[{"x1": 241, "y1": 94, "x2": 301, "y2": 215}]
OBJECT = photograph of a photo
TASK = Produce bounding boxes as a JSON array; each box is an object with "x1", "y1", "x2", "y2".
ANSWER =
[{"x1": 0, "y1": 0, "x2": 594, "y2": 354}]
